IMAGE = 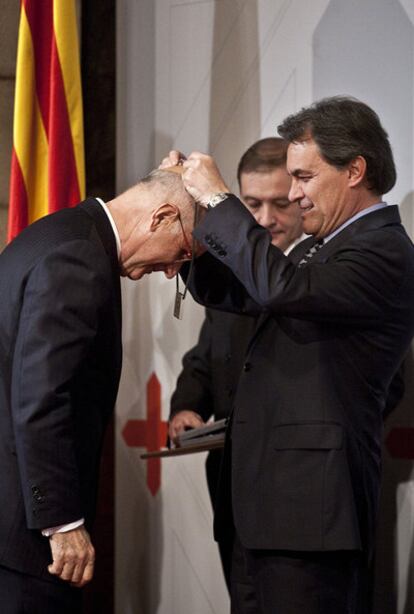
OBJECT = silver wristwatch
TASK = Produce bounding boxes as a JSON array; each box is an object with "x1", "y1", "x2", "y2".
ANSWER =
[{"x1": 208, "y1": 192, "x2": 230, "y2": 208}]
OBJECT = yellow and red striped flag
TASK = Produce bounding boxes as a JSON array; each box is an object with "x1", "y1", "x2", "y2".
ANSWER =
[{"x1": 8, "y1": 0, "x2": 85, "y2": 242}]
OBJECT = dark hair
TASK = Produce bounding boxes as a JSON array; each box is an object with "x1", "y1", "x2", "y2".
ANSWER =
[
  {"x1": 277, "y1": 96, "x2": 396, "y2": 195},
  {"x1": 237, "y1": 137, "x2": 288, "y2": 186}
]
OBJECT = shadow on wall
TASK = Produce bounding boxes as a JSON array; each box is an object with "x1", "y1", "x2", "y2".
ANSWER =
[
  {"x1": 209, "y1": 0, "x2": 261, "y2": 187},
  {"x1": 399, "y1": 191, "x2": 414, "y2": 240},
  {"x1": 154, "y1": 133, "x2": 174, "y2": 171},
  {"x1": 373, "y1": 340, "x2": 414, "y2": 614},
  {"x1": 313, "y1": 0, "x2": 413, "y2": 219},
  {"x1": 403, "y1": 537, "x2": 414, "y2": 614},
  {"x1": 398, "y1": 478, "x2": 414, "y2": 614}
]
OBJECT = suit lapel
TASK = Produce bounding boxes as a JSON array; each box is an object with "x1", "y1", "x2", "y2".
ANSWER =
[
  {"x1": 301, "y1": 204, "x2": 403, "y2": 266},
  {"x1": 246, "y1": 236, "x2": 316, "y2": 352}
]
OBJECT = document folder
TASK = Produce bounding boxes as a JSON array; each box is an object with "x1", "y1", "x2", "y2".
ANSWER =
[{"x1": 140, "y1": 418, "x2": 227, "y2": 459}]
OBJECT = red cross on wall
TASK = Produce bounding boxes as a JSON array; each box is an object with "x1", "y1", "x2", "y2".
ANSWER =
[{"x1": 122, "y1": 373, "x2": 168, "y2": 496}]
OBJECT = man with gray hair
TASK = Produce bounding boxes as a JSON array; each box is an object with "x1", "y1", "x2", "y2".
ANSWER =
[
  {"x1": 0, "y1": 167, "x2": 194, "y2": 613},
  {"x1": 165, "y1": 96, "x2": 414, "y2": 613}
]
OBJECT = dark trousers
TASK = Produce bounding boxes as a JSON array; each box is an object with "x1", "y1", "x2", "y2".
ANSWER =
[
  {"x1": 230, "y1": 537, "x2": 364, "y2": 614},
  {"x1": 0, "y1": 565, "x2": 82, "y2": 614},
  {"x1": 206, "y1": 449, "x2": 234, "y2": 593}
]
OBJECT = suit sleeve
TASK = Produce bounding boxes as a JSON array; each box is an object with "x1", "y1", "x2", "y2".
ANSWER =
[
  {"x1": 191, "y1": 196, "x2": 413, "y2": 324},
  {"x1": 170, "y1": 310, "x2": 214, "y2": 422},
  {"x1": 383, "y1": 360, "x2": 405, "y2": 419},
  {"x1": 11, "y1": 240, "x2": 111, "y2": 530},
  {"x1": 181, "y1": 251, "x2": 263, "y2": 317}
]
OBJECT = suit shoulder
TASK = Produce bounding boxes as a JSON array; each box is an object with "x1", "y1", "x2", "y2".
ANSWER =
[
  {"x1": 3, "y1": 206, "x2": 94, "y2": 254},
  {"x1": 0, "y1": 207, "x2": 112, "y2": 287}
]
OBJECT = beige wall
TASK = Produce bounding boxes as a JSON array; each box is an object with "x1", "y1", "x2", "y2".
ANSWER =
[{"x1": 0, "y1": 2, "x2": 19, "y2": 251}]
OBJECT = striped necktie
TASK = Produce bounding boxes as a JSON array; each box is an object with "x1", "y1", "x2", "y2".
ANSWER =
[{"x1": 297, "y1": 240, "x2": 324, "y2": 268}]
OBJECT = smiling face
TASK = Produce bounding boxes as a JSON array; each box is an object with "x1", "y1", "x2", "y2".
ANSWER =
[
  {"x1": 240, "y1": 168, "x2": 302, "y2": 250},
  {"x1": 287, "y1": 138, "x2": 363, "y2": 239}
]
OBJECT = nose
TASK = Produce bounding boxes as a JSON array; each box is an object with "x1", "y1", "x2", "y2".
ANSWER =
[
  {"x1": 163, "y1": 263, "x2": 182, "y2": 279},
  {"x1": 288, "y1": 178, "x2": 303, "y2": 203},
  {"x1": 256, "y1": 203, "x2": 275, "y2": 229}
]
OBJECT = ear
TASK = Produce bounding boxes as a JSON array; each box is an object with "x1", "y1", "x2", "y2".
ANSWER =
[
  {"x1": 149, "y1": 203, "x2": 180, "y2": 231},
  {"x1": 347, "y1": 156, "x2": 367, "y2": 188}
]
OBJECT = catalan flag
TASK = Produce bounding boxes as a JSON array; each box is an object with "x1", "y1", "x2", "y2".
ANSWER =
[{"x1": 8, "y1": 0, "x2": 85, "y2": 242}]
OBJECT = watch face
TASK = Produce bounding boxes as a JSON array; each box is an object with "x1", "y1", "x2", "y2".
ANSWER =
[{"x1": 210, "y1": 192, "x2": 228, "y2": 207}]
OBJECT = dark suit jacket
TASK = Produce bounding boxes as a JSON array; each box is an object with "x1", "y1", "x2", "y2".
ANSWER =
[
  {"x1": 186, "y1": 197, "x2": 414, "y2": 555},
  {"x1": 0, "y1": 198, "x2": 122, "y2": 581},
  {"x1": 170, "y1": 309, "x2": 256, "y2": 423},
  {"x1": 170, "y1": 309, "x2": 255, "y2": 505}
]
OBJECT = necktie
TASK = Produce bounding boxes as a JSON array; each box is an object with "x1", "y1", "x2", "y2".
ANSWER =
[{"x1": 297, "y1": 240, "x2": 324, "y2": 268}]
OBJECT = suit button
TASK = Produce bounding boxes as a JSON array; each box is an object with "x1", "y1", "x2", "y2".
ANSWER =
[
  {"x1": 225, "y1": 353, "x2": 232, "y2": 363},
  {"x1": 32, "y1": 486, "x2": 40, "y2": 495},
  {"x1": 218, "y1": 250, "x2": 226, "y2": 256},
  {"x1": 243, "y1": 362, "x2": 252, "y2": 372}
]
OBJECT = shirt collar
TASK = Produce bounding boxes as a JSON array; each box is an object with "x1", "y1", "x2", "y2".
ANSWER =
[
  {"x1": 95, "y1": 197, "x2": 121, "y2": 258},
  {"x1": 323, "y1": 202, "x2": 388, "y2": 244},
  {"x1": 284, "y1": 233, "x2": 308, "y2": 255}
]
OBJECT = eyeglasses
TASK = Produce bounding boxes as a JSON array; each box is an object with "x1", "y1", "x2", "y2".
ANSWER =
[{"x1": 177, "y1": 214, "x2": 193, "y2": 260}]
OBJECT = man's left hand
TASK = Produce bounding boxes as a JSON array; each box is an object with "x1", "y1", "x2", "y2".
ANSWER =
[
  {"x1": 48, "y1": 526, "x2": 95, "y2": 588},
  {"x1": 169, "y1": 410, "x2": 205, "y2": 445}
]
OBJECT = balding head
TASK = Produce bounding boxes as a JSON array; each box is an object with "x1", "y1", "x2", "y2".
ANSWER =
[
  {"x1": 106, "y1": 167, "x2": 198, "y2": 280},
  {"x1": 139, "y1": 168, "x2": 195, "y2": 234}
]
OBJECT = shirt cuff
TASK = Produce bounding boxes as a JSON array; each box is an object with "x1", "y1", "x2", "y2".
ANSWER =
[{"x1": 41, "y1": 518, "x2": 84, "y2": 537}]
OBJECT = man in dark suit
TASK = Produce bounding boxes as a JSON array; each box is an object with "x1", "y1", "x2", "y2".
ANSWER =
[
  {"x1": 166, "y1": 97, "x2": 414, "y2": 613},
  {"x1": 0, "y1": 168, "x2": 194, "y2": 613},
  {"x1": 168, "y1": 137, "x2": 304, "y2": 590}
]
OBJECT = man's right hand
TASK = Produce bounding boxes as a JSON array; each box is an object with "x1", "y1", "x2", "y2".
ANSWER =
[
  {"x1": 182, "y1": 152, "x2": 230, "y2": 206},
  {"x1": 48, "y1": 526, "x2": 95, "y2": 588},
  {"x1": 169, "y1": 410, "x2": 205, "y2": 445}
]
